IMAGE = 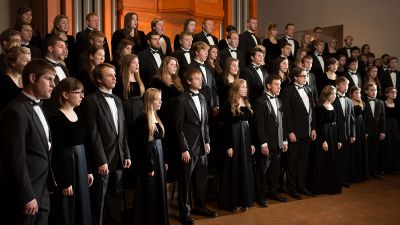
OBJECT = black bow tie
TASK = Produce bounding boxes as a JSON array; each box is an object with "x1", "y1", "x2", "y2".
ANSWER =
[
  {"x1": 295, "y1": 85, "x2": 305, "y2": 89},
  {"x1": 315, "y1": 53, "x2": 322, "y2": 57},
  {"x1": 266, "y1": 93, "x2": 276, "y2": 99},
  {"x1": 390, "y1": 70, "x2": 397, "y2": 73},
  {"x1": 349, "y1": 72, "x2": 357, "y2": 75},
  {"x1": 182, "y1": 49, "x2": 190, "y2": 53},
  {"x1": 204, "y1": 33, "x2": 211, "y2": 37},
  {"x1": 368, "y1": 98, "x2": 375, "y2": 102},
  {"x1": 199, "y1": 63, "x2": 205, "y2": 68},
  {"x1": 47, "y1": 60, "x2": 62, "y2": 67},
  {"x1": 29, "y1": 100, "x2": 43, "y2": 106},
  {"x1": 253, "y1": 65, "x2": 260, "y2": 70},
  {"x1": 102, "y1": 92, "x2": 114, "y2": 98},
  {"x1": 150, "y1": 48, "x2": 160, "y2": 54},
  {"x1": 189, "y1": 91, "x2": 200, "y2": 97},
  {"x1": 337, "y1": 95, "x2": 346, "y2": 98},
  {"x1": 229, "y1": 49, "x2": 237, "y2": 52},
  {"x1": 286, "y1": 37, "x2": 293, "y2": 41}
]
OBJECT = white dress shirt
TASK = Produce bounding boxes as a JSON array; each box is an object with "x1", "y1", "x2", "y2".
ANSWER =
[
  {"x1": 204, "y1": 32, "x2": 215, "y2": 46},
  {"x1": 338, "y1": 93, "x2": 346, "y2": 116},
  {"x1": 150, "y1": 48, "x2": 162, "y2": 68},
  {"x1": 46, "y1": 57, "x2": 66, "y2": 81},
  {"x1": 182, "y1": 48, "x2": 191, "y2": 64},
  {"x1": 99, "y1": 87, "x2": 119, "y2": 134},
  {"x1": 368, "y1": 98, "x2": 376, "y2": 117},
  {"x1": 296, "y1": 84, "x2": 310, "y2": 114},
  {"x1": 390, "y1": 71, "x2": 397, "y2": 88},
  {"x1": 195, "y1": 59, "x2": 207, "y2": 84},
  {"x1": 190, "y1": 90, "x2": 202, "y2": 121}
]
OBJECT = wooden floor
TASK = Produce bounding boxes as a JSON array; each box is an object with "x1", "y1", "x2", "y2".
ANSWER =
[{"x1": 167, "y1": 174, "x2": 400, "y2": 225}]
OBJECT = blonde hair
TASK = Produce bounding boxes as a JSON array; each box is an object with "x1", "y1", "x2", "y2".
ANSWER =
[
  {"x1": 119, "y1": 54, "x2": 145, "y2": 99},
  {"x1": 229, "y1": 79, "x2": 253, "y2": 116},
  {"x1": 143, "y1": 88, "x2": 165, "y2": 141},
  {"x1": 349, "y1": 86, "x2": 364, "y2": 109}
]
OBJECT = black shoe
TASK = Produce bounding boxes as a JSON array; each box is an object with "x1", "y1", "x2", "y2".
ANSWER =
[
  {"x1": 301, "y1": 188, "x2": 314, "y2": 196},
  {"x1": 269, "y1": 194, "x2": 288, "y2": 202},
  {"x1": 193, "y1": 208, "x2": 218, "y2": 218},
  {"x1": 342, "y1": 182, "x2": 351, "y2": 188},
  {"x1": 289, "y1": 192, "x2": 302, "y2": 200},
  {"x1": 256, "y1": 200, "x2": 269, "y2": 207},
  {"x1": 180, "y1": 216, "x2": 195, "y2": 225}
]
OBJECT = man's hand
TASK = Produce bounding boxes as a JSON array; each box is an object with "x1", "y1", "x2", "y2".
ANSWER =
[
  {"x1": 123, "y1": 159, "x2": 131, "y2": 169},
  {"x1": 182, "y1": 151, "x2": 191, "y2": 163},
  {"x1": 322, "y1": 141, "x2": 328, "y2": 151},
  {"x1": 380, "y1": 133, "x2": 385, "y2": 140},
  {"x1": 98, "y1": 163, "x2": 109, "y2": 175},
  {"x1": 205, "y1": 143, "x2": 211, "y2": 154},
  {"x1": 350, "y1": 137, "x2": 356, "y2": 143},
  {"x1": 227, "y1": 148, "x2": 233, "y2": 157},
  {"x1": 23, "y1": 199, "x2": 38, "y2": 216},
  {"x1": 311, "y1": 130, "x2": 317, "y2": 140},
  {"x1": 250, "y1": 145, "x2": 256, "y2": 155},
  {"x1": 62, "y1": 185, "x2": 73, "y2": 196},
  {"x1": 282, "y1": 143, "x2": 288, "y2": 152},
  {"x1": 88, "y1": 174, "x2": 94, "y2": 187}
]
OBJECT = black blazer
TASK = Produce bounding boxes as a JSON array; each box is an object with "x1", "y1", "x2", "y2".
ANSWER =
[
  {"x1": 253, "y1": 94, "x2": 286, "y2": 151},
  {"x1": 21, "y1": 43, "x2": 42, "y2": 59},
  {"x1": 310, "y1": 52, "x2": 326, "y2": 80},
  {"x1": 0, "y1": 94, "x2": 55, "y2": 212},
  {"x1": 283, "y1": 84, "x2": 316, "y2": 139},
  {"x1": 341, "y1": 71, "x2": 363, "y2": 92},
  {"x1": 279, "y1": 36, "x2": 300, "y2": 62},
  {"x1": 362, "y1": 98, "x2": 385, "y2": 136},
  {"x1": 218, "y1": 39, "x2": 229, "y2": 50},
  {"x1": 307, "y1": 72, "x2": 319, "y2": 104},
  {"x1": 139, "y1": 48, "x2": 165, "y2": 87},
  {"x1": 172, "y1": 48, "x2": 195, "y2": 79},
  {"x1": 81, "y1": 90, "x2": 130, "y2": 172},
  {"x1": 187, "y1": 61, "x2": 219, "y2": 109},
  {"x1": 175, "y1": 92, "x2": 210, "y2": 157},
  {"x1": 241, "y1": 65, "x2": 268, "y2": 102},
  {"x1": 238, "y1": 31, "x2": 261, "y2": 66},
  {"x1": 218, "y1": 48, "x2": 245, "y2": 71},
  {"x1": 193, "y1": 32, "x2": 218, "y2": 46},
  {"x1": 332, "y1": 95, "x2": 356, "y2": 142},
  {"x1": 379, "y1": 69, "x2": 400, "y2": 95}
]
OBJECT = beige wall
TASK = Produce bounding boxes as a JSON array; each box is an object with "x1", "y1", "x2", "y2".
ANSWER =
[
  {"x1": 0, "y1": 0, "x2": 31, "y2": 37},
  {"x1": 257, "y1": 0, "x2": 400, "y2": 57}
]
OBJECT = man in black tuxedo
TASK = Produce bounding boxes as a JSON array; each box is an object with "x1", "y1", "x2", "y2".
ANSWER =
[
  {"x1": 310, "y1": 27, "x2": 329, "y2": 57},
  {"x1": 302, "y1": 55, "x2": 318, "y2": 104},
  {"x1": 176, "y1": 68, "x2": 218, "y2": 225},
  {"x1": 139, "y1": 31, "x2": 165, "y2": 87},
  {"x1": 333, "y1": 77, "x2": 356, "y2": 186},
  {"x1": 193, "y1": 18, "x2": 218, "y2": 46},
  {"x1": 253, "y1": 75, "x2": 289, "y2": 206},
  {"x1": 0, "y1": 59, "x2": 56, "y2": 225},
  {"x1": 219, "y1": 30, "x2": 245, "y2": 71},
  {"x1": 44, "y1": 36, "x2": 69, "y2": 85},
  {"x1": 81, "y1": 63, "x2": 131, "y2": 225},
  {"x1": 242, "y1": 46, "x2": 268, "y2": 103},
  {"x1": 337, "y1": 35, "x2": 354, "y2": 58},
  {"x1": 151, "y1": 18, "x2": 172, "y2": 56},
  {"x1": 187, "y1": 41, "x2": 219, "y2": 115},
  {"x1": 342, "y1": 57, "x2": 363, "y2": 92},
  {"x1": 379, "y1": 56, "x2": 400, "y2": 98},
  {"x1": 172, "y1": 32, "x2": 195, "y2": 79},
  {"x1": 238, "y1": 18, "x2": 261, "y2": 67},
  {"x1": 75, "y1": 13, "x2": 111, "y2": 71},
  {"x1": 310, "y1": 39, "x2": 326, "y2": 84},
  {"x1": 218, "y1": 24, "x2": 236, "y2": 51},
  {"x1": 278, "y1": 23, "x2": 299, "y2": 63},
  {"x1": 363, "y1": 84, "x2": 385, "y2": 179},
  {"x1": 283, "y1": 67, "x2": 317, "y2": 199},
  {"x1": 19, "y1": 24, "x2": 42, "y2": 58}
]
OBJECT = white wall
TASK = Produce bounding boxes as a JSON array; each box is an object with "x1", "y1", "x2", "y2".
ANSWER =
[{"x1": 258, "y1": 0, "x2": 400, "y2": 57}]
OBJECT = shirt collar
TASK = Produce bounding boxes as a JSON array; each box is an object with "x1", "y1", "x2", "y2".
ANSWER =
[{"x1": 99, "y1": 87, "x2": 112, "y2": 94}]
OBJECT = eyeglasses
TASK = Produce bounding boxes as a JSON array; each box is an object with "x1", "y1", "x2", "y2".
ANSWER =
[{"x1": 68, "y1": 91, "x2": 84, "y2": 96}]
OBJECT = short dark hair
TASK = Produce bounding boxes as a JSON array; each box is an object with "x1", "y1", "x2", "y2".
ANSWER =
[
  {"x1": 388, "y1": 56, "x2": 398, "y2": 63},
  {"x1": 281, "y1": 41, "x2": 292, "y2": 49},
  {"x1": 250, "y1": 46, "x2": 264, "y2": 57},
  {"x1": 179, "y1": 31, "x2": 192, "y2": 41},
  {"x1": 346, "y1": 57, "x2": 358, "y2": 67},
  {"x1": 265, "y1": 74, "x2": 281, "y2": 86},
  {"x1": 183, "y1": 67, "x2": 201, "y2": 83},
  {"x1": 336, "y1": 76, "x2": 349, "y2": 85},
  {"x1": 86, "y1": 12, "x2": 97, "y2": 21},
  {"x1": 183, "y1": 18, "x2": 196, "y2": 31},
  {"x1": 146, "y1": 30, "x2": 160, "y2": 41},
  {"x1": 285, "y1": 23, "x2": 294, "y2": 30},
  {"x1": 92, "y1": 63, "x2": 116, "y2": 86},
  {"x1": 22, "y1": 59, "x2": 55, "y2": 87},
  {"x1": 0, "y1": 29, "x2": 21, "y2": 46},
  {"x1": 54, "y1": 77, "x2": 84, "y2": 106},
  {"x1": 44, "y1": 35, "x2": 64, "y2": 52},
  {"x1": 350, "y1": 46, "x2": 360, "y2": 53},
  {"x1": 226, "y1": 25, "x2": 236, "y2": 33},
  {"x1": 291, "y1": 67, "x2": 306, "y2": 78}
]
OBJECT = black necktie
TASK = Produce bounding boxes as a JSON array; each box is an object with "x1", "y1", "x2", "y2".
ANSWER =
[
  {"x1": 102, "y1": 92, "x2": 114, "y2": 98},
  {"x1": 266, "y1": 93, "x2": 276, "y2": 99},
  {"x1": 189, "y1": 91, "x2": 200, "y2": 97}
]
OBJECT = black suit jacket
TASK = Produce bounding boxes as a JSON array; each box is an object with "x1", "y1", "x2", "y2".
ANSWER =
[
  {"x1": 379, "y1": 69, "x2": 400, "y2": 95},
  {"x1": 187, "y1": 61, "x2": 219, "y2": 109},
  {"x1": 241, "y1": 65, "x2": 268, "y2": 102},
  {"x1": 0, "y1": 94, "x2": 55, "y2": 214},
  {"x1": 333, "y1": 95, "x2": 356, "y2": 142},
  {"x1": 253, "y1": 94, "x2": 286, "y2": 151},
  {"x1": 193, "y1": 32, "x2": 218, "y2": 46},
  {"x1": 279, "y1": 36, "x2": 300, "y2": 62},
  {"x1": 139, "y1": 48, "x2": 165, "y2": 87},
  {"x1": 75, "y1": 28, "x2": 111, "y2": 70},
  {"x1": 283, "y1": 85, "x2": 316, "y2": 139},
  {"x1": 218, "y1": 48, "x2": 245, "y2": 71},
  {"x1": 362, "y1": 98, "x2": 385, "y2": 136},
  {"x1": 238, "y1": 31, "x2": 261, "y2": 66},
  {"x1": 341, "y1": 71, "x2": 363, "y2": 92},
  {"x1": 81, "y1": 90, "x2": 130, "y2": 172},
  {"x1": 310, "y1": 52, "x2": 326, "y2": 81},
  {"x1": 218, "y1": 39, "x2": 228, "y2": 50},
  {"x1": 172, "y1": 48, "x2": 195, "y2": 79},
  {"x1": 21, "y1": 43, "x2": 42, "y2": 59},
  {"x1": 175, "y1": 92, "x2": 210, "y2": 157},
  {"x1": 307, "y1": 72, "x2": 318, "y2": 104}
]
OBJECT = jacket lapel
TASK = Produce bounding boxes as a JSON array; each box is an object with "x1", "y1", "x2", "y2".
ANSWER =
[
  {"x1": 98, "y1": 92, "x2": 118, "y2": 134},
  {"x1": 264, "y1": 95, "x2": 277, "y2": 122},
  {"x1": 24, "y1": 101, "x2": 49, "y2": 152},
  {"x1": 187, "y1": 94, "x2": 201, "y2": 121}
]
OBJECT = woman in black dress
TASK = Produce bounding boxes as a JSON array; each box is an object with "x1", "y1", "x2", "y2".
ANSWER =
[
  {"x1": 114, "y1": 54, "x2": 145, "y2": 188},
  {"x1": 271, "y1": 57, "x2": 291, "y2": 93},
  {"x1": 0, "y1": 47, "x2": 30, "y2": 111},
  {"x1": 219, "y1": 79, "x2": 255, "y2": 212},
  {"x1": 217, "y1": 57, "x2": 239, "y2": 106},
  {"x1": 111, "y1": 38, "x2": 134, "y2": 74},
  {"x1": 382, "y1": 87, "x2": 400, "y2": 174},
  {"x1": 173, "y1": 18, "x2": 196, "y2": 51},
  {"x1": 149, "y1": 56, "x2": 184, "y2": 181},
  {"x1": 262, "y1": 23, "x2": 280, "y2": 66},
  {"x1": 206, "y1": 45, "x2": 223, "y2": 77},
  {"x1": 133, "y1": 88, "x2": 169, "y2": 225},
  {"x1": 312, "y1": 85, "x2": 342, "y2": 195},
  {"x1": 49, "y1": 77, "x2": 93, "y2": 225},
  {"x1": 77, "y1": 45, "x2": 105, "y2": 95},
  {"x1": 363, "y1": 66, "x2": 382, "y2": 99},
  {"x1": 111, "y1": 12, "x2": 146, "y2": 55},
  {"x1": 349, "y1": 87, "x2": 369, "y2": 181},
  {"x1": 317, "y1": 57, "x2": 338, "y2": 95}
]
